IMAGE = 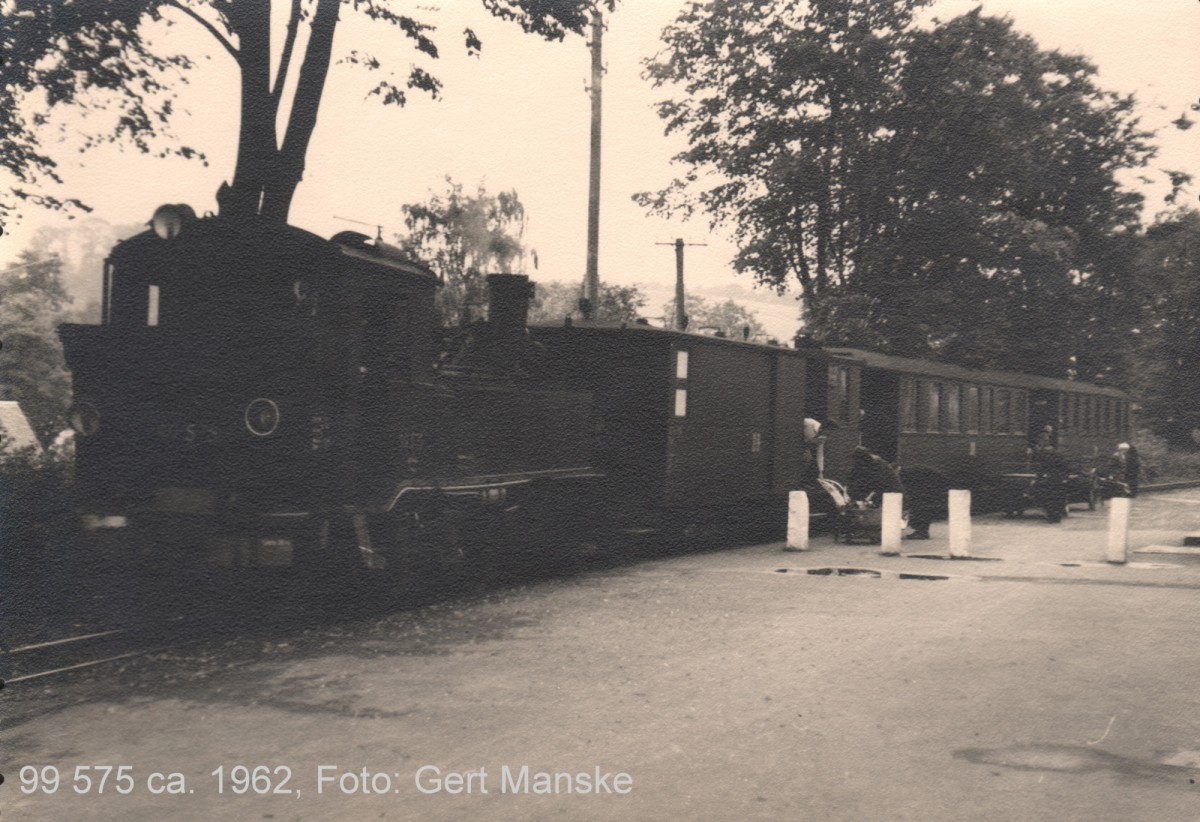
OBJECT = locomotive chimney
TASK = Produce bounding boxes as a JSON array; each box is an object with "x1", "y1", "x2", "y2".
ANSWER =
[{"x1": 486, "y1": 273, "x2": 535, "y2": 371}]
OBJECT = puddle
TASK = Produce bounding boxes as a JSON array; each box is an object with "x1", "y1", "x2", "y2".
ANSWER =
[
  {"x1": 805, "y1": 567, "x2": 883, "y2": 578},
  {"x1": 955, "y1": 744, "x2": 1200, "y2": 783},
  {"x1": 898, "y1": 573, "x2": 949, "y2": 581},
  {"x1": 905, "y1": 554, "x2": 1001, "y2": 562}
]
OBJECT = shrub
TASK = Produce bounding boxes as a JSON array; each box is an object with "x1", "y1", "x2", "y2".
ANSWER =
[
  {"x1": 1132, "y1": 429, "x2": 1200, "y2": 483},
  {"x1": 0, "y1": 442, "x2": 75, "y2": 574}
]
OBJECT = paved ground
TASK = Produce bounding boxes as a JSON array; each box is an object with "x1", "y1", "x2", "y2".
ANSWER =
[{"x1": 5, "y1": 492, "x2": 1200, "y2": 820}]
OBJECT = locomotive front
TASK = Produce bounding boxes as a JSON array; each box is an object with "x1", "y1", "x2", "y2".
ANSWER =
[{"x1": 59, "y1": 206, "x2": 439, "y2": 561}]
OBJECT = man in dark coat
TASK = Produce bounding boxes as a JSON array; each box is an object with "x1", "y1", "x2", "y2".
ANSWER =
[
  {"x1": 1033, "y1": 444, "x2": 1070, "y2": 523},
  {"x1": 900, "y1": 465, "x2": 947, "y2": 541},
  {"x1": 848, "y1": 446, "x2": 904, "y2": 506}
]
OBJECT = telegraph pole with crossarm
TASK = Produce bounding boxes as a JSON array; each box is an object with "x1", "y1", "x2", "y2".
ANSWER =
[{"x1": 656, "y1": 238, "x2": 707, "y2": 330}]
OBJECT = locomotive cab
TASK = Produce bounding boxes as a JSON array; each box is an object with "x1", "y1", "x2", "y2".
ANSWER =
[{"x1": 59, "y1": 208, "x2": 439, "y2": 530}]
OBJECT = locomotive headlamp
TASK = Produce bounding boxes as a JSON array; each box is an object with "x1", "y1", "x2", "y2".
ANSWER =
[
  {"x1": 244, "y1": 398, "x2": 280, "y2": 437},
  {"x1": 150, "y1": 203, "x2": 196, "y2": 240},
  {"x1": 69, "y1": 402, "x2": 101, "y2": 436}
]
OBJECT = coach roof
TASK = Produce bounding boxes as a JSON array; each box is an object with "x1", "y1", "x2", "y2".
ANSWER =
[{"x1": 825, "y1": 348, "x2": 1129, "y2": 399}]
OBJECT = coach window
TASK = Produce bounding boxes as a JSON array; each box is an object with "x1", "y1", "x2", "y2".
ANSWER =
[
  {"x1": 899, "y1": 378, "x2": 918, "y2": 432},
  {"x1": 980, "y1": 387, "x2": 993, "y2": 434},
  {"x1": 964, "y1": 385, "x2": 980, "y2": 434},
  {"x1": 676, "y1": 350, "x2": 689, "y2": 379},
  {"x1": 828, "y1": 365, "x2": 851, "y2": 423},
  {"x1": 994, "y1": 389, "x2": 1011, "y2": 435},
  {"x1": 944, "y1": 383, "x2": 962, "y2": 433},
  {"x1": 922, "y1": 381, "x2": 941, "y2": 433},
  {"x1": 1012, "y1": 391, "x2": 1028, "y2": 435},
  {"x1": 674, "y1": 388, "x2": 687, "y2": 417}
]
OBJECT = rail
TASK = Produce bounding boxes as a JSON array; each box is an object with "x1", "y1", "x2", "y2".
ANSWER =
[{"x1": 1142, "y1": 479, "x2": 1200, "y2": 492}]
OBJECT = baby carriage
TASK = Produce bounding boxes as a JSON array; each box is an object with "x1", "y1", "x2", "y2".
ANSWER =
[
  {"x1": 1096, "y1": 475, "x2": 1130, "y2": 501},
  {"x1": 820, "y1": 478, "x2": 898, "y2": 544}
]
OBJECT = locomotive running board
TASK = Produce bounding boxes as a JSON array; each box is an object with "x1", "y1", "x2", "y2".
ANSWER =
[{"x1": 384, "y1": 467, "x2": 602, "y2": 513}]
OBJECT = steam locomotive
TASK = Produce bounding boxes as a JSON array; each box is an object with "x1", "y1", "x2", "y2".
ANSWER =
[{"x1": 59, "y1": 206, "x2": 1132, "y2": 572}]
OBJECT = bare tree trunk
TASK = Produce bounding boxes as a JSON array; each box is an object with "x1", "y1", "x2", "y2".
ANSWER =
[
  {"x1": 261, "y1": 0, "x2": 340, "y2": 224},
  {"x1": 223, "y1": 2, "x2": 276, "y2": 220}
]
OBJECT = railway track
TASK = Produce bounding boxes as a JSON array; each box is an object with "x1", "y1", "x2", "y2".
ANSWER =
[
  {"x1": 8, "y1": 484, "x2": 1197, "y2": 686},
  {"x1": 0, "y1": 619, "x2": 193, "y2": 685}
]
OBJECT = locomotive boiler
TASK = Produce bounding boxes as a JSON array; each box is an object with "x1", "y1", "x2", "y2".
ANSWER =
[{"x1": 60, "y1": 206, "x2": 597, "y2": 572}]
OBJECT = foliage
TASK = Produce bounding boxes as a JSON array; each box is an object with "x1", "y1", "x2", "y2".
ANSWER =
[
  {"x1": 1130, "y1": 210, "x2": 1200, "y2": 447},
  {"x1": 528, "y1": 280, "x2": 647, "y2": 325},
  {"x1": 662, "y1": 294, "x2": 767, "y2": 340},
  {"x1": 0, "y1": 444, "x2": 76, "y2": 570},
  {"x1": 395, "y1": 178, "x2": 533, "y2": 325},
  {"x1": 2, "y1": 0, "x2": 613, "y2": 223},
  {"x1": 0, "y1": 251, "x2": 73, "y2": 441},
  {"x1": 639, "y1": 1, "x2": 1153, "y2": 378},
  {"x1": 1128, "y1": 429, "x2": 1200, "y2": 483}
]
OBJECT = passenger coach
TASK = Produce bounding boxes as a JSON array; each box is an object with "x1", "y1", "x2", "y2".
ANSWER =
[
  {"x1": 825, "y1": 348, "x2": 1133, "y2": 506},
  {"x1": 529, "y1": 326, "x2": 1133, "y2": 528}
]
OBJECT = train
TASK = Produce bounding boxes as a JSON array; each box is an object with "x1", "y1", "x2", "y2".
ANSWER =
[{"x1": 58, "y1": 207, "x2": 1132, "y2": 572}]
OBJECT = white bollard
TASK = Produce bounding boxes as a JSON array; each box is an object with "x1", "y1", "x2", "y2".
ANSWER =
[
  {"x1": 880, "y1": 492, "x2": 904, "y2": 555},
  {"x1": 1106, "y1": 496, "x2": 1131, "y2": 564},
  {"x1": 785, "y1": 490, "x2": 810, "y2": 552},
  {"x1": 948, "y1": 489, "x2": 972, "y2": 558}
]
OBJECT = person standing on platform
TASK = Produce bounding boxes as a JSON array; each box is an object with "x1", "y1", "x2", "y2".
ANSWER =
[
  {"x1": 1033, "y1": 444, "x2": 1070, "y2": 523},
  {"x1": 1113, "y1": 442, "x2": 1140, "y2": 498},
  {"x1": 900, "y1": 466, "x2": 944, "y2": 541},
  {"x1": 801, "y1": 418, "x2": 836, "y2": 484}
]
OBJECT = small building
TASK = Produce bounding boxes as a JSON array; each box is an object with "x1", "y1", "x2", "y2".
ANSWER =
[{"x1": 0, "y1": 401, "x2": 43, "y2": 455}]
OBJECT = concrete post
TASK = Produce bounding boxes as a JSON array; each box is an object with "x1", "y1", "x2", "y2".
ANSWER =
[
  {"x1": 785, "y1": 491, "x2": 809, "y2": 552},
  {"x1": 949, "y1": 489, "x2": 971, "y2": 558},
  {"x1": 1106, "y1": 496, "x2": 1131, "y2": 564},
  {"x1": 880, "y1": 492, "x2": 903, "y2": 556}
]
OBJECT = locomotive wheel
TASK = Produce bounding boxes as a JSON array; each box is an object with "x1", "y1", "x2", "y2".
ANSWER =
[
  {"x1": 367, "y1": 507, "x2": 473, "y2": 594},
  {"x1": 291, "y1": 516, "x2": 361, "y2": 578}
]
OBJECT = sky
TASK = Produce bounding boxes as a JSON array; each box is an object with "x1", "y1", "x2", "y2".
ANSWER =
[{"x1": 3, "y1": 0, "x2": 1198, "y2": 338}]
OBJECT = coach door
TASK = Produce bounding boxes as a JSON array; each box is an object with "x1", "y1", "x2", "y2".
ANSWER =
[
  {"x1": 1029, "y1": 389, "x2": 1059, "y2": 446},
  {"x1": 859, "y1": 368, "x2": 899, "y2": 462}
]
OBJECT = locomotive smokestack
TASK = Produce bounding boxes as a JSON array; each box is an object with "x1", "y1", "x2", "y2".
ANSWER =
[{"x1": 487, "y1": 273, "x2": 535, "y2": 371}]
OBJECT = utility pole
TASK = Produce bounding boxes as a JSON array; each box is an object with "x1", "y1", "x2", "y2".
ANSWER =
[
  {"x1": 581, "y1": 6, "x2": 603, "y2": 320},
  {"x1": 656, "y1": 238, "x2": 707, "y2": 331}
]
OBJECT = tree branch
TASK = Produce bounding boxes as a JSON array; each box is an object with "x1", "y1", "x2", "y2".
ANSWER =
[
  {"x1": 162, "y1": 0, "x2": 239, "y2": 64},
  {"x1": 271, "y1": 0, "x2": 303, "y2": 105}
]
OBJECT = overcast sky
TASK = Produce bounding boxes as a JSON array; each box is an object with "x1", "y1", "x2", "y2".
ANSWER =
[{"x1": 3, "y1": 0, "x2": 1197, "y2": 337}]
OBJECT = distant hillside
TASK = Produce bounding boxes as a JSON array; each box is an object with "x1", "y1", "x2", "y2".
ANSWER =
[{"x1": 633, "y1": 280, "x2": 802, "y2": 342}]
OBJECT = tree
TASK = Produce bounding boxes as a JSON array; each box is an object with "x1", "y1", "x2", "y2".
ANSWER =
[
  {"x1": 1130, "y1": 210, "x2": 1200, "y2": 447},
  {"x1": 395, "y1": 178, "x2": 533, "y2": 325},
  {"x1": 0, "y1": 251, "x2": 73, "y2": 442},
  {"x1": 639, "y1": 2, "x2": 1153, "y2": 377},
  {"x1": 663, "y1": 294, "x2": 767, "y2": 340},
  {"x1": 2, "y1": 0, "x2": 612, "y2": 224},
  {"x1": 528, "y1": 280, "x2": 646, "y2": 325}
]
